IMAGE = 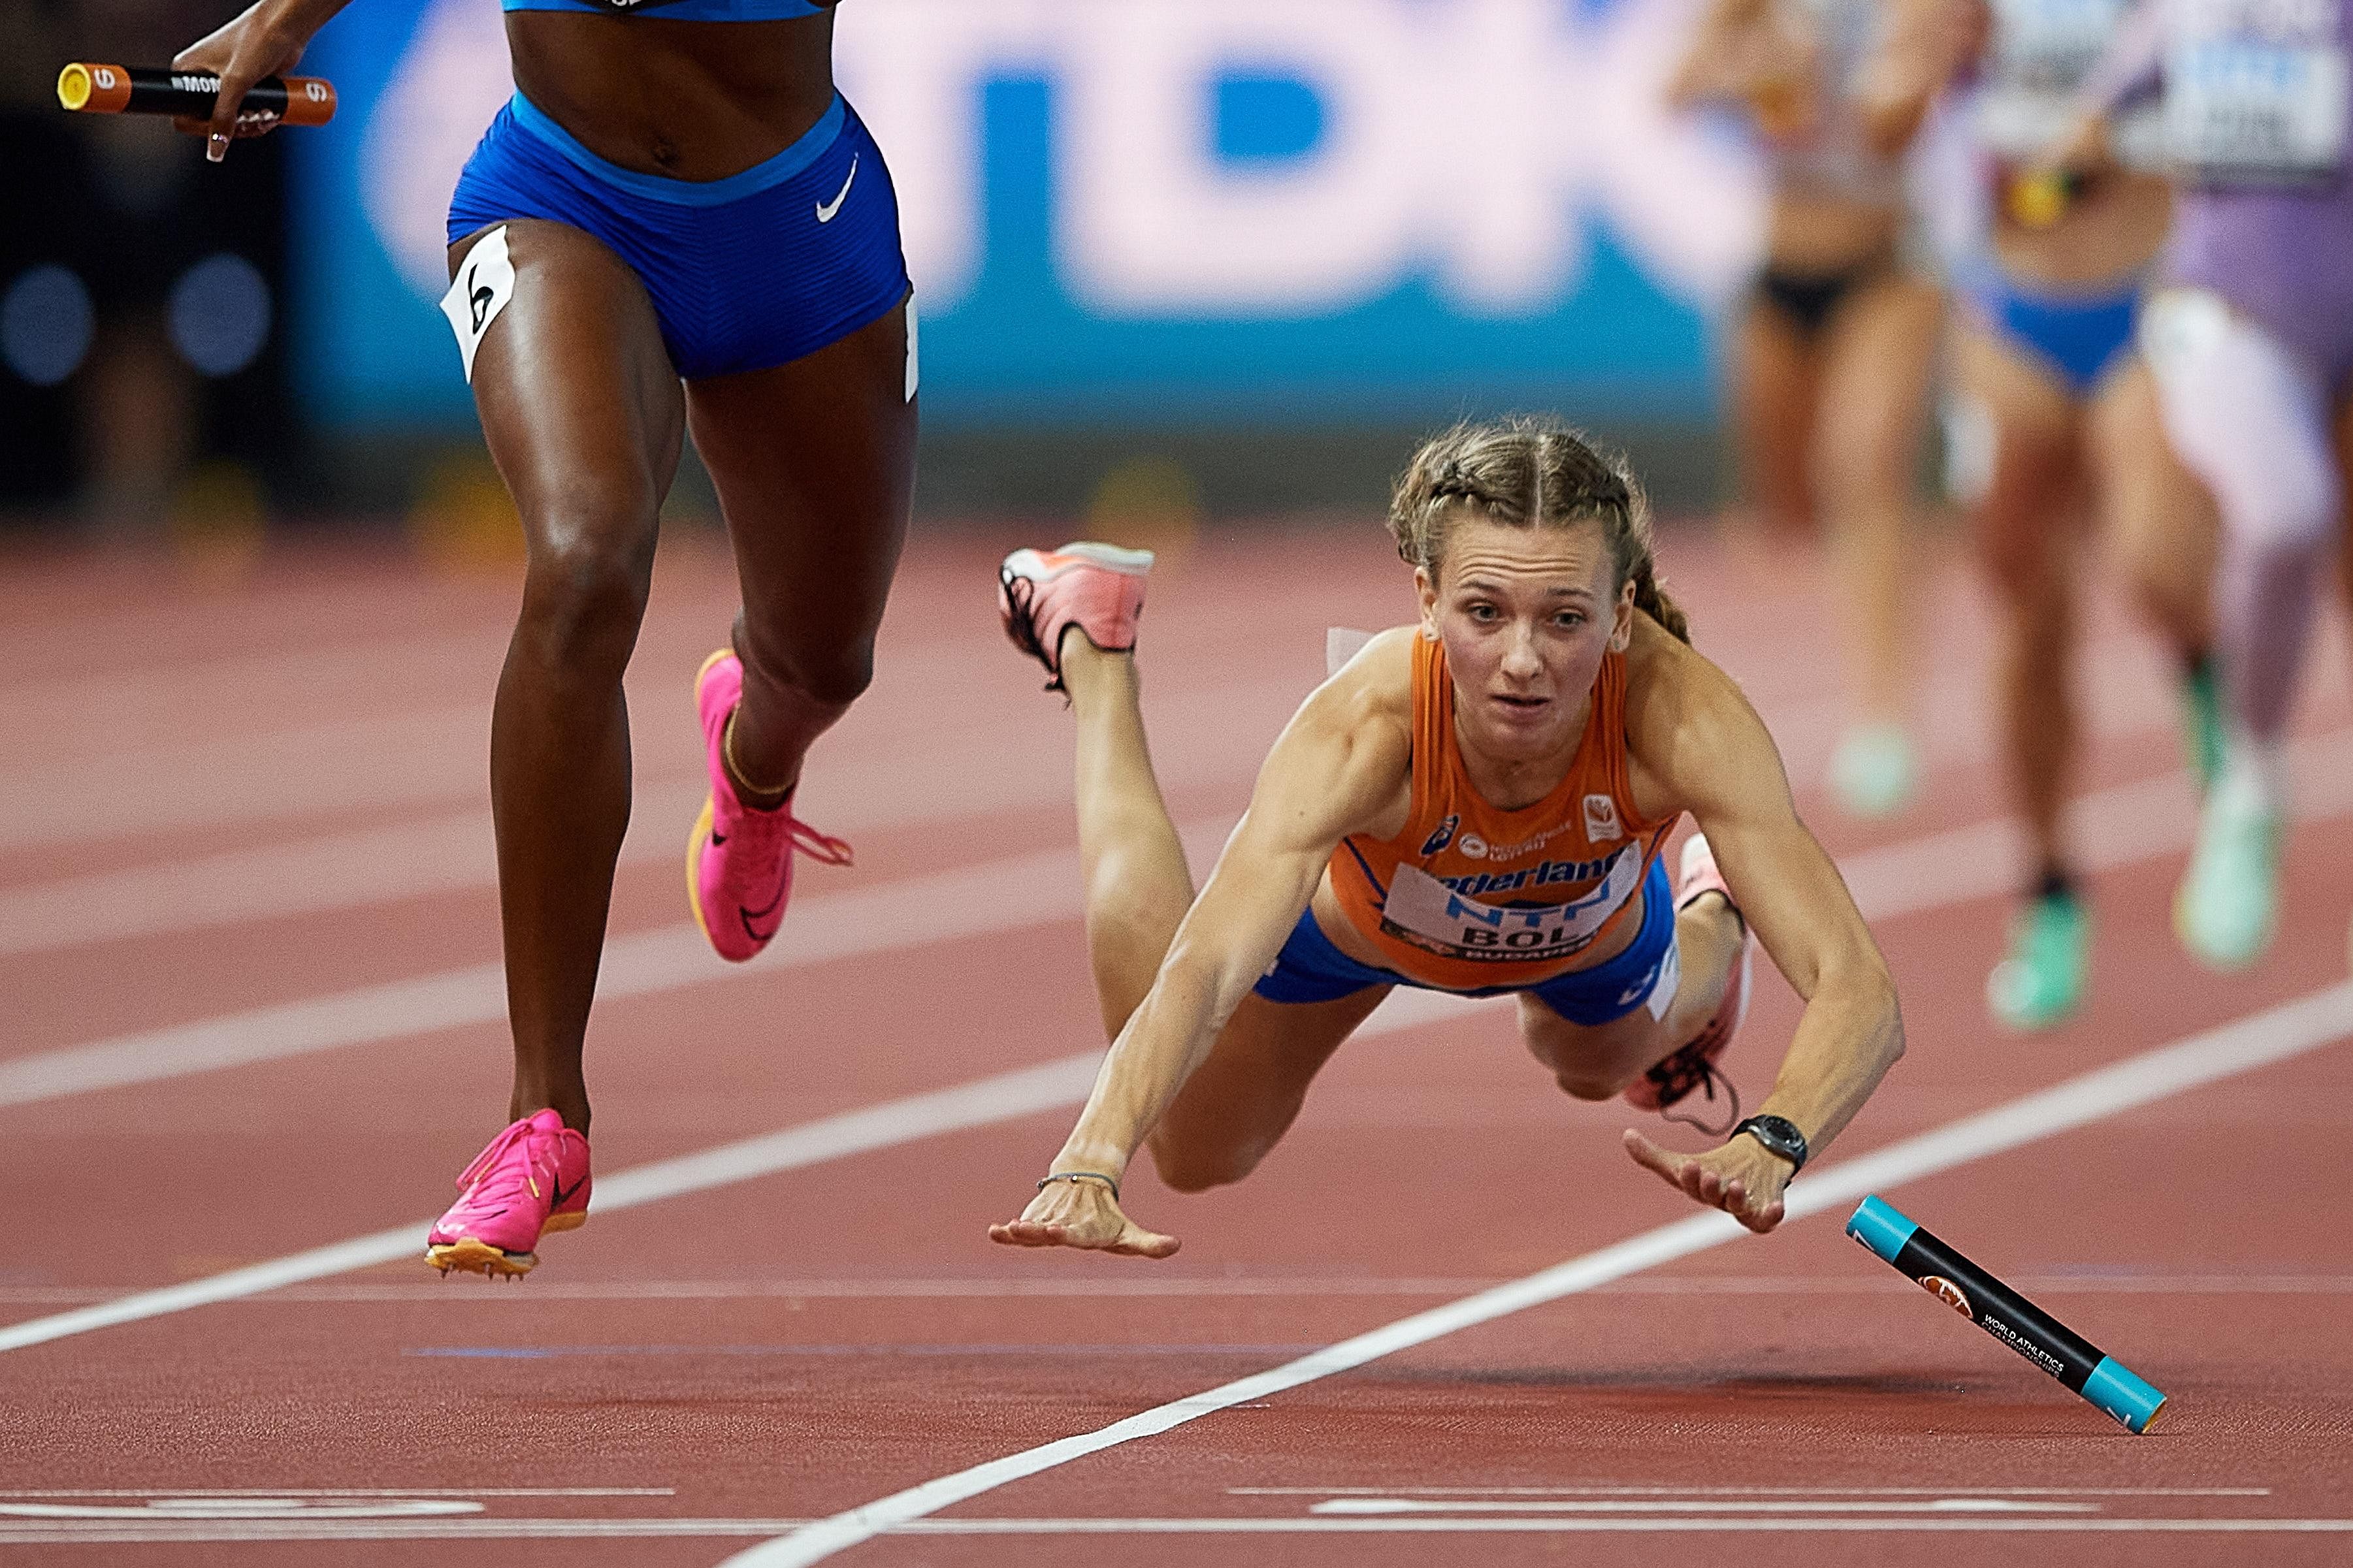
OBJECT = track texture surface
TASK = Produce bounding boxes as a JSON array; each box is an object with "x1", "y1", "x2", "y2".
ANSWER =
[{"x1": 3, "y1": 525, "x2": 2350, "y2": 1565}]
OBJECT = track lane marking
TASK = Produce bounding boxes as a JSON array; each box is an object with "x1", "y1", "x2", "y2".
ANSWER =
[
  {"x1": 724, "y1": 980, "x2": 2353, "y2": 1567},
  {"x1": 0, "y1": 988, "x2": 1472, "y2": 1352},
  {"x1": 3, "y1": 1515, "x2": 2352, "y2": 1543},
  {"x1": 13, "y1": 725, "x2": 2353, "y2": 1110}
]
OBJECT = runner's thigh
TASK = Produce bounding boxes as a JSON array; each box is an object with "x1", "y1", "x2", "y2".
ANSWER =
[
  {"x1": 1148, "y1": 988, "x2": 1391, "y2": 1191},
  {"x1": 687, "y1": 300, "x2": 918, "y2": 697},
  {"x1": 453, "y1": 221, "x2": 685, "y2": 553}
]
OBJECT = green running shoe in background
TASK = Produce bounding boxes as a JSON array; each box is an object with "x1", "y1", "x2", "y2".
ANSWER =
[
  {"x1": 1830, "y1": 722, "x2": 1917, "y2": 819},
  {"x1": 1987, "y1": 886, "x2": 2089, "y2": 1031},
  {"x1": 2178, "y1": 660, "x2": 2225, "y2": 793},
  {"x1": 2175, "y1": 773, "x2": 2282, "y2": 970}
]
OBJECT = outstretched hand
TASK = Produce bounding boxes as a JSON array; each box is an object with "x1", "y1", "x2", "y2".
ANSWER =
[
  {"x1": 1624, "y1": 1128, "x2": 1790, "y2": 1234},
  {"x1": 990, "y1": 1177, "x2": 1180, "y2": 1259}
]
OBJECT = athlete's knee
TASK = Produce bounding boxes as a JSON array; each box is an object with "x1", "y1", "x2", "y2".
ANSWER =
[
  {"x1": 736, "y1": 623, "x2": 877, "y2": 712},
  {"x1": 517, "y1": 507, "x2": 657, "y2": 674},
  {"x1": 1147, "y1": 1129, "x2": 1261, "y2": 1194},
  {"x1": 1553, "y1": 1062, "x2": 1639, "y2": 1102}
]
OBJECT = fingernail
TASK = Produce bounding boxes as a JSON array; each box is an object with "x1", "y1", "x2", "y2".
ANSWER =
[{"x1": 207, "y1": 134, "x2": 228, "y2": 163}]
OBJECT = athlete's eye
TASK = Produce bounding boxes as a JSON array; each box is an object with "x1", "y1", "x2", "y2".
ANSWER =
[
  {"x1": 1466, "y1": 602, "x2": 1499, "y2": 622},
  {"x1": 1553, "y1": 611, "x2": 1585, "y2": 630}
]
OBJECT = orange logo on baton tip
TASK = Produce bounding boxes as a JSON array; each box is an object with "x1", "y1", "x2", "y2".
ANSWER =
[{"x1": 1920, "y1": 1275, "x2": 1973, "y2": 1320}]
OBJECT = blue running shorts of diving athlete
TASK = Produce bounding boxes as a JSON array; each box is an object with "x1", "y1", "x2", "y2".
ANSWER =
[
  {"x1": 446, "y1": 91, "x2": 909, "y2": 381},
  {"x1": 1254, "y1": 856, "x2": 1681, "y2": 1027}
]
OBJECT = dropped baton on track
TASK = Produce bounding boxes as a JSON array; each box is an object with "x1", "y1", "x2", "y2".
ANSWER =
[
  {"x1": 1846, "y1": 1194, "x2": 2166, "y2": 1433},
  {"x1": 56, "y1": 63, "x2": 337, "y2": 127}
]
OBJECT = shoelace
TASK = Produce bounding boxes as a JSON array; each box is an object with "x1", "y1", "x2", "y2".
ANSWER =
[
  {"x1": 783, "y1": 815, "x2": 854, "y2": 869},
  {"x1": 997, "y1": 568, "x2": 1067, "y2": 694},
  {"x1": 1653, "y1": 1048, "x2": 1741, "y2": 1138},
  {"x1": 453, "y1": 1119, "x2": 551, "y2": 1208}
]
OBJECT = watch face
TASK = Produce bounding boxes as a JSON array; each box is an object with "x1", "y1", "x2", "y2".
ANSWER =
[{"x1": 1742, "y1": 1117, "x2": 1805, "y2": 1166}]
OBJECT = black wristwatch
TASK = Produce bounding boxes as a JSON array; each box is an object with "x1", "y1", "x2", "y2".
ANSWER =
[{"x1": 1732, "y1": 1114, "x2": 1808, "y2": 1175}]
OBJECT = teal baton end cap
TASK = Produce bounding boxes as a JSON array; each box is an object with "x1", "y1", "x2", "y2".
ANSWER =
[
  {"x1": 1844, "y1": 1194, "x2": 1919, "y2": 1264},
  {"x1": 2083, "y1": 1356, "x2": 2166, "y2": 1434}
]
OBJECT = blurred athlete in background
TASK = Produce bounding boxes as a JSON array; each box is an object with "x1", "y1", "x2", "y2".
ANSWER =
[
  {"x1": 2065, "y1": 0, "x2": 2353, "y2": 971},
  {"x1": 1670, "y1": 0, "x2": 1942, "y2": 819},
  {"x1": 987, "y1": 419, "x2": 1903, "y2": 1258},
  {"x1": 1858, "y1": 0, "x2": 2218, "y2": 1029},
  {"x1": 173, "y1": 0, "x2": 915, "y2": 1275}
]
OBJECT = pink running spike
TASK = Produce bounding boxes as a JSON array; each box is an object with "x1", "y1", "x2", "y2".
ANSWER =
[
  {"x1": 686, "y1": 650, "x2": 854, "y2": 963},
  {"x1": 997, "y1": 542, "x2": 1154, "y2": 692},
  {"x1": 425, "y1": 1109, "x2": 591, "y2": 1278}
]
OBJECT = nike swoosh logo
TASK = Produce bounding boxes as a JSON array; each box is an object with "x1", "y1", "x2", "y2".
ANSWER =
[
  {"x1": 710, "y1": 829, "x2": 728, "y2": 847},
  {"x1": 816, "y1": 153, "x2": 858, "y2": 223},
  {"x1": 549, "y1": 1176, "x2": 583, "y2": 1209}
]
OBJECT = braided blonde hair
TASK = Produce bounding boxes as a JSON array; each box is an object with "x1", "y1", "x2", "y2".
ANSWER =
[{"x1": 1388, "y1": 416, "x2": 1690, "y2": 645}]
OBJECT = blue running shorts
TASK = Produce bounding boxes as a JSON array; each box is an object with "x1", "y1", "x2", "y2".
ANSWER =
[
  {"x1": 1964, "y1": 264, "x2": 2143, "y2": 398},
  {"x1": 1254, "y1": 857, "x2": 1680, "y2": 1027},
  {"x1": 446, "y1": 91, "x2": 909, "y2": 381}
]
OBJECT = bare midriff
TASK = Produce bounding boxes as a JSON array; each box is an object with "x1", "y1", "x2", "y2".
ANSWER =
[
  {"x1": 507, "y1": 9, "x2": 836, "y2": 182},
  {"x1": 1762, "y1": 189, "x2": 1904, "y2": 276},
  {"x1": 1991, "y1": 170, "x2": 2173, "y2": 291}
]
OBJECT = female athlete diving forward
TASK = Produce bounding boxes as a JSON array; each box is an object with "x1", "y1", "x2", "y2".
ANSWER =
[
  {"x1": 173, "y1": 0, "x2": 915, "y2": 1275},
  {"x1": 988, "y1": 420, "x2": 1905, "y2": 1257}
]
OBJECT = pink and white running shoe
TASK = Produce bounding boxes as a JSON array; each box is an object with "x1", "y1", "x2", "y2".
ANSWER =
[
  {"x1": 687, "y1": 649, "x2": 854, "y2": 963},
  {"x1": 425, "y1": 1109, "x2": 591, "y2": 1278},
  {"x1": 1624, "y1": 833, "x2": 1753, "y2": 1134},
  {"x1": 997, "y1": 542, "x2": 1154, "y2": 692}
]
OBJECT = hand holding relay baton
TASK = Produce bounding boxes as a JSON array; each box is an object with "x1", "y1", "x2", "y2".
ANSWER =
[{"x1": 56, "y1": 64, "x2": 336, "y2": 138}]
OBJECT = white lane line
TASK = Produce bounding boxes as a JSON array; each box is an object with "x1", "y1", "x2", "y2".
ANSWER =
[
  {"x1": 1237, "y1": 1486, "x2": 2274, "y2": 1497},
  {"x1": 1312, "y1": 1499, "x2": 2095, "y2": 1514},
  {"x1": 0, "y1": 1489, "x2": 675, "y2": 1498},
  {"x1": 0, "y1": 669, "x2": 1297, "y2": 957},
  {"x1": 0, "y1": 828, "x2": 1173, "y2": 1110},
  {"x1": 2, "y1": 1516, "x2": 2351, "y2": 1543},
  {"x1": 724, "y1": 980, "x2": 2353, "y2": 1567},
  {"x1": 0, "y1": 990, "x2": 1473, "y2": 1352},
  {"x1": 10, "y1": 1272, "x2": 2346, "y2": 1307},
  {"x1": 16, "y1": 716, "x2": 2346, "y2": 1112}
]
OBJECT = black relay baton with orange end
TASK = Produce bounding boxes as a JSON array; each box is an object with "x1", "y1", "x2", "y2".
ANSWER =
[
  {"x1": 1847, "y1": 1195, "x2": 2166, "y2": 1433},
  {"x1": 57, "y1": 63, "x2": 337, "y2": 127}
]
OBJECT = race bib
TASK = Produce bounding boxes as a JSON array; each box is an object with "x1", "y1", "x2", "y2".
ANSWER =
[
  {"x1": 1378, "y1": 845, "x2": 1642, "y2": 965},
  {"x1": 2167, "y1": 0, "x2": 2350, "y2": 182},
  {"x1": 439, "y1": 225, "x2": 515, "y2": 383}
]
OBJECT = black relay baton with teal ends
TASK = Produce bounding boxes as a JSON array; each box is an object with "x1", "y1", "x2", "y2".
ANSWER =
[{"x1": 1847, "y1": 1194, "x2": 2166, "y2": 1433}]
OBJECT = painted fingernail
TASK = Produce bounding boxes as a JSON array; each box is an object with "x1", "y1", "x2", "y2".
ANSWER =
[{"x1": 206, "y1": 133, "x2": 228, "y2": 163}]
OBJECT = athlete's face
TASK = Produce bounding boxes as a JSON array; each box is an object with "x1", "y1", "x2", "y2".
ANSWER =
[{"x1": 1416, "y1": 513, "x2": 1634, "y2": 759}]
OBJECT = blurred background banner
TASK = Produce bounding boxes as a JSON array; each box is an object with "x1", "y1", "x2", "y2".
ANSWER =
[{"x1": 299, "y1": 0, "x2": 1766, "y2": 434}]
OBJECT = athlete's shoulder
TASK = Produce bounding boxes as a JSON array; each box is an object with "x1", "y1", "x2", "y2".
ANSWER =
[
  {"x1": 1288, "y1": 625, "x2": 1416, "y2": 778},
  {"x1": 1314, "y1": 624, "x2": 1417, "y2": 725},
  {"x1": 1623, "y1": 611, "x2": 1784, "y2": 820}
]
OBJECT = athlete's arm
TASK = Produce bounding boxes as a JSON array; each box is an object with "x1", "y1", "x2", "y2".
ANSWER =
[
  {"x1": 1667, "y1": 0, "x2": 1775, "y2": 109},
  {"x1": 1621, "y1": 620, "x2": 1904, "y2": 1230},
  {"x1": 1855, "y1": 0, "x2": 1987, "y2": 155},
  {"x1": 173, "y1": 0, "x2": 355, "y2": 160},
  {"x1": 990, "y1": 637, "x2": 1415, "y2": 1259}
]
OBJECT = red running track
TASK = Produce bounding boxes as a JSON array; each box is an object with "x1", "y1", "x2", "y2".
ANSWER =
[{"x1": 3, "y1": 524, "x2": 2352, "y2": 1566}]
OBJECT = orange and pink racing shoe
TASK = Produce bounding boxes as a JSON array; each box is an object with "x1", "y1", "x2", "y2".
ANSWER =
[
  {"x1": 425, "y1": 1109, "x2": 591, "y2": 1279},
  {"x1": 997, "y1": 542, "x2": 1154, "y2": 692},
  {"x1": 687, "y1": 649, "x2": 854, "y2": 963},
  {"x1": 1625, "y1": 832, "x2": 1753, "y2": 1134}
]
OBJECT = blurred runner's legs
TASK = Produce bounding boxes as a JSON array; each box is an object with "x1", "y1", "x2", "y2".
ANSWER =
[{"x1": 1676, "y1": 0, "x2": 1939, "y2": 818}]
